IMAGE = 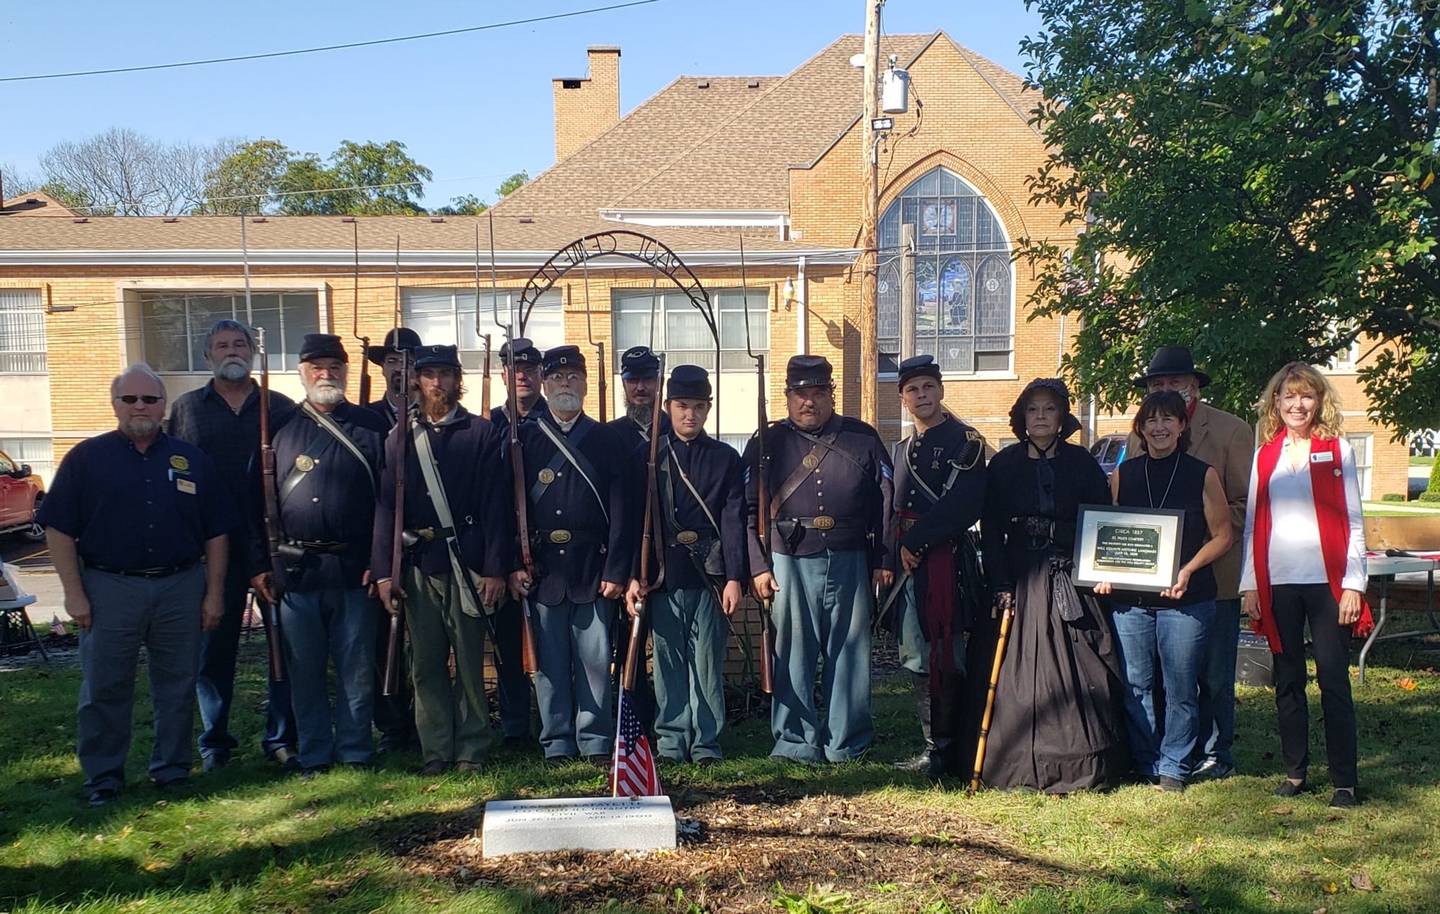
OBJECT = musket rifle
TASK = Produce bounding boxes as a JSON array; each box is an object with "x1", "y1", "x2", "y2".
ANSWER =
[
  {"x1": 738, "y1": 234, "x2": 774, "y2": 694},
  {"x1": 256, "y1": 327, "x2": 288, "y2": 682},
  {"x1": 491, "y1": 211, "x2": 540, "y2": 675},
  {"x1": 352, "y1": 221, "x2": 371, "y2": 406},
  {"x1": 382, "y1": 236, "x2": 409, "y2": 696},
  {"x1": 623, "y1": 353, "x2": 667, "y2": 689}
]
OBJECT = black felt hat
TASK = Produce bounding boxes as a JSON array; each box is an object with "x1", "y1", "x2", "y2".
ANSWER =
[
  {"x1": 1009, "y1": 377, "x2": 1083, "y2": 442},
  {"x1": 542, "y1": 345, "x2": 586, "y2": 376},
  {"x1": 413, "y1": 344, "x2": 461, "y2": 371},
  {"x1": 1133, "y1": 346, "x2": 1212, "y2": 389},
  {"x1": 666, "y1": 364, "x2": 712, "y2": 401},
  {"x1": 499, "y1": 337, "x2": 542, "y2": 367},
  {"x1": 365, "y1": 327, "x2": 421, "y2": 365},
  {"x1": 784, "y1": 354, "x2": 834, "y2": 391},
  {"x1": 897, "y1": 354, "x2": 942, "y2": 388},
  {"x1": 299, "y1": 333, "x2": 348, "y2": 364},
  {"x1": 620, "y1": 345, "x2": 661, "y2": 380}
]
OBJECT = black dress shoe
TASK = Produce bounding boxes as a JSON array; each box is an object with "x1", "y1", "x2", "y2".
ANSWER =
[
  {"x1": 1329, "y1": 788, "x2": 1360, "y2": 808},
  {"x1": 301, "y1": 765, "x2": 331, "y2": 781},
  {"x1": 544, "y1": 755, "x2": 578, "y2": 767},
  {"x1": 201, "y1": 752, "x2": 230, "y2": 774},
  {"x1": 694, "y1": 756, "x2": 722, "y2": 769},
  {"x1": 1274, "y1": 779, "x2": 1307, "y2": 797},
  {"x1": 418, "y1": 759, "x2": 450, "y2": 776},
  {"x1": 1156, "y1": 775, "x2": 1186, "y2": 793},
  {"x1": 88, "y1": 787, "x2": 119, "y2": 808},
  {"x1": 269, "y1": 747, "x2": 302, "y2": 772},
  {"x1": 151, "y1": 777, "x2": 189, "y2": 790}
]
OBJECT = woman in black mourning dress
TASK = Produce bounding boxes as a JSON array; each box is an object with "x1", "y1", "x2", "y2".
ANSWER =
[{"x1": 978, "y1": 378, "x2": 1128, "y2": 793}]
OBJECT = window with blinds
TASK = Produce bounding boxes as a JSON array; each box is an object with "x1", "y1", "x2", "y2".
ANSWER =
[
  {"x1": 0, "y1": 289, "x2": 45, "y2": 373},
  {"x1": 612, "y1": 288, "x2": 766, "y2": 373}
]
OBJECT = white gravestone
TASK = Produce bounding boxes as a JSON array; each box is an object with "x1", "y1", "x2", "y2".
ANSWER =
[{"x1": 481, "y1": 796, "x2": 677, "y2": 858}]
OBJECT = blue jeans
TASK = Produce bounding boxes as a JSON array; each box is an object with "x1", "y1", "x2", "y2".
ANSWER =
[
  {"x1": 1112, "y1": 601, "x2": 1214, "y2": 781},
  {"x1": 197, "y1": 565, "x2": 296, "y2": 760},
  {"x1": 1194, "y1": 598, "x2": 1240, "y2": 770},
  {"x1": 279, "y1": 587, "x2": 377, "y2": 769}
]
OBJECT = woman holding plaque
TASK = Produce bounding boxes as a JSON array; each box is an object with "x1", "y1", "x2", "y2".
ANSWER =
[
  {"x1": 1241, "y1": 362, "x2": 1370, "y2": 809},
  {"x1": 1094, "y1": 391, "x2": 1233, "y2": 792},
  {"x1": 978, "y1": 378, "x2": 1126, "y2": 793}
]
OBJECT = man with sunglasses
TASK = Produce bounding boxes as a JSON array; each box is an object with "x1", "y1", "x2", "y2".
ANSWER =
[{"x1": 40, "y1": 364, "x2": 236, "y2": 806}]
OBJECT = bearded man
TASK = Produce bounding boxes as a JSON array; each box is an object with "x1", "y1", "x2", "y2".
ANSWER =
[
  {"x1": 371, "y1": 345, "x2": 512, "y2": 774},
  {"x1": 168, "y1": 319, "x2": 298, "y2": 773},
  {"x1": 250, "y1": 335, "x2": 388, "y2": 776}
]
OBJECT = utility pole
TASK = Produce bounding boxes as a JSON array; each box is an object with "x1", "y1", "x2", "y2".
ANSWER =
[{"x1": 859, "y1": 0, "x2": 883, "y2": 427}]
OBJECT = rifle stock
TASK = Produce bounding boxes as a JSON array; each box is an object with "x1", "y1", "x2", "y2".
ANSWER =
[
  {"x1": 382, "y1": 351, "x2": 410, "y2": 697},
  {"x1": 753, "y1": 354, "x2": 774, "y2": 695},
  {"x1": 257, "y1": 329, "x2": 286, "y2": 682},
  {"x1": 507, "y1": 380, "x2": 540, "y2": 676}
]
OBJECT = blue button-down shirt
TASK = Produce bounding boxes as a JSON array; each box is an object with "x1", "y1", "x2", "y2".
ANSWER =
[{"x1": 38, "y1": 430, "x2": 237, "y2": 571}]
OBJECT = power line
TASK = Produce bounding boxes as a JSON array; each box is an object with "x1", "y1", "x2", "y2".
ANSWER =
[{"x1": 0, "y1": 0, "x2": 660, "y2": 83}]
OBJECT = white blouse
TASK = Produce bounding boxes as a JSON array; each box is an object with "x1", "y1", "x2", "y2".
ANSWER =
[{"x1": 1239, "y1": 436, "x2": 1367, "y2": 593}]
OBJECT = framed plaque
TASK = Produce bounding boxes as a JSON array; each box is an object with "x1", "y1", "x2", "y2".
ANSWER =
[{"x1": 1072, "y1": 505, "x2": 1184, "y2": 592}]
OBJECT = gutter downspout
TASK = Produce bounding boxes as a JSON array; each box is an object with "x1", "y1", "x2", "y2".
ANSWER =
[{"x1": 796, "y1": 255, "x2": 808, "y2": 354}]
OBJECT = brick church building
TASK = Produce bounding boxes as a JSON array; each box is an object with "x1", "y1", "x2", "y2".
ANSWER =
[{"x1": 0, "y1": 32, "x2": 1409, "y2": 497}]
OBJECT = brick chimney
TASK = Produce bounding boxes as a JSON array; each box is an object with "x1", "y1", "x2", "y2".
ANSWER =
[{"x1": 553, "y1": 46, "x2": 621, "y2": 162}]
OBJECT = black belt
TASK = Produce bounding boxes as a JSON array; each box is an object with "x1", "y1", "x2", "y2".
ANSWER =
[
  {"x1": 290, "y1": 540, "x2": 347, "y2": 554},
  {"x1": 87, "y1": 560, "x2": 198, "y2": 579},
  {"x1": 780, "y1": 515, "x2": 860, "y2": 531}
]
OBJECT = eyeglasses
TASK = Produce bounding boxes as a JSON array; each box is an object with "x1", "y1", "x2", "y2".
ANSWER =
[{"x1": 115, "y1": 395, "x2": 164, "y2": 405}]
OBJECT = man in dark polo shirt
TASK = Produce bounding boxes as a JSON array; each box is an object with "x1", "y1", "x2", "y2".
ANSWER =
[
  {"x1": 40, "y1": 364, "x2": 236, "y2": 806},
  {"x1": 168, "y1": 319, "x2": 298, "y2": 772}
]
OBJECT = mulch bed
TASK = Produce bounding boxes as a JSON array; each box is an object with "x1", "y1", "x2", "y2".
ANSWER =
[{"x1": 396, "y1": 786, "x2": 1062, "y2": 912}]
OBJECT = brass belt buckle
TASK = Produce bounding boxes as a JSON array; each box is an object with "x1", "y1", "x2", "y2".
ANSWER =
[
  {"x1": 548, "y1": 529, "x2": 572, "y2": 545},
  {"x1": 813, "y1": 515, "x2": 836, "y2": 530},
  {"x1": 676, "y1": 530, "x2": 699, "y2": 545}
]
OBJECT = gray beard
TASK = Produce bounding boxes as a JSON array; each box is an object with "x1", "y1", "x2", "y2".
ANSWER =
[
  {"x1": 214, "y1": 361, "x2": 249, "y2": 382},
  {"x1": 551, "y1": 391, "x2": 582, "y2": 414},
  {"x1": 627, "y1": 402, "x2": 652, "y2": 425},
  {"x1": 307, "y1": 384, "x2": 345, "y2": 407},
  {"x1": 123, "y1": 417, "x2": 159, "y2": 438}
]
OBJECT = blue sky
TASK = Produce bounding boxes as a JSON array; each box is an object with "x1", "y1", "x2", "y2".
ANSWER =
[{"x1": 0, "y1": 0, "x2": 1041, "y2": 207}]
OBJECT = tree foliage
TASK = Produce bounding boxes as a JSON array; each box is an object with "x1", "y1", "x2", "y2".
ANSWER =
[
  {"x1": 198, "y1": 139, "x2": 289, "y2": 215},
  {"x1": 205, "y1": 139, "x2": 434, "y2": 216},
  {"x1": 36, "y1": 128, "x2": 237, "y2": 216},
  {"x1": 433, "y1": 171, "x2": 529, "y2": 215},
  {"x1": 1019, "y1": 0, "x2": 1440, "y2": 432}
]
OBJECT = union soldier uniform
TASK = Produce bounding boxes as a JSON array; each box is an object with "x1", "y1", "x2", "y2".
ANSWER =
[
  {"x1": 169, "y1": 363, "x2": 297, "y2": 768},
  {"x1": 639, "y1": 366, "x2": 746, "y2": 762},
  {"x1": 744, "y1": 355, "x2": 894, "y2": 763},
  {"x1": 364, "y1": 326, "x2": 422, "y2": 428},
  {"x1": 607, "y1": 345, "x2": 671, "y2": 450},
  {"x1": 257, "y1": 334, "x2": 388, "y2": 772},
  {"x1": 510, "y1": 345, "x2": 636, "y2": 760},
  {"x1": 362, "y1": 326, "x2": 422, "y2": 754},
  {"x1": 884, "y1": 355, "x2": 988, "y2": 778},
  {"x1": 487, "y1": 336, "x2": 549, "y2": 742},
  {"x1": 370, "y1": 345, "x2": 514, "y2": 768},
  {"x1": 38, "y1": 429, "x2": 236, "y2": 795}
]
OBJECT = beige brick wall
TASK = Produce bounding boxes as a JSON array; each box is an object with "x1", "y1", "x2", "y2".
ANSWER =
[{"x1": 553, "y1": 47, "x2": 621, "y2": 162}]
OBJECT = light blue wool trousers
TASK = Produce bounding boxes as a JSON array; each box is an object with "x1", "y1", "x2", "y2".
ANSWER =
[
  {"x1": 769, "y1": 550, "x2": 873, "y2": 763},
  {"x1": 651, "y1": 587, "x2": 728, "y2": 761},
  {"x1": 532, "y1": 598, "x2": 616, "y2": 758}
]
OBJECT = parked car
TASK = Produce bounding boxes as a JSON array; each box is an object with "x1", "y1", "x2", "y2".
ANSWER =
[
  {"x1": 1089, "y1": 433, "x2": 1129, "y2": 478},
  {"x1": 0, "y1": 449, "x2": 44, "y2": 542}
]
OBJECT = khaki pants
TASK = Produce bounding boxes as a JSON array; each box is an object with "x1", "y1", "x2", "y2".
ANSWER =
[{"x1": 403, "y1": 568, "x2": 494, "y2": 764}]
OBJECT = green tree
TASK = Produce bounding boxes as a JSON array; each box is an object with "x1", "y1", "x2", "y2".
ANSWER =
[
  {"x1": 201, "y1": 139, "x2": 289, "y2": 214},
  {"x1": 1018, "y1": 0, "x2": 1440, "y2": 431},
  {"x1": 496, "y1": 170, "x2": 529, "y2": 198},
  {"x1": 433, "y1": 193, "x2": 487, "y2": 215},
  {"x1": 322, "y1": 140, "x2": 432, "y2": 215}
]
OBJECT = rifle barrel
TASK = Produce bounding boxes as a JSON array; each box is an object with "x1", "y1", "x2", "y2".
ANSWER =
[{"x1": 382, "y1": 354, "x2": 410, "y2": 696}]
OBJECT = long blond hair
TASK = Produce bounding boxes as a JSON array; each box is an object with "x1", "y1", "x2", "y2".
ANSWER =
[{"x1": 1256, "y1": 362, "x2": 1344, "y2": 441}]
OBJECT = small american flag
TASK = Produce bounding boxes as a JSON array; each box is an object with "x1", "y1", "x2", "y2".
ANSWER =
[{"x1": 610, "y1": 687, "x2": 661, "y2": 797}]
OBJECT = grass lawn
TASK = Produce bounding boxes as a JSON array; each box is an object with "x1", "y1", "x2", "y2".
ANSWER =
[{"x1": 2, "y1": 639, "x2": 1439, "y2": 913}]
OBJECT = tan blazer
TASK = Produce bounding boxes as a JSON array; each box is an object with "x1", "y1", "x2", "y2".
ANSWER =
[{"x1": 1127, "y1": 401, "x2": 1253, "y2": 599}]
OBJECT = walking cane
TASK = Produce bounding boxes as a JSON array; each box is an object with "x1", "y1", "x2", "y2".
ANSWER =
[{"x1": 969, "y1": 592, "x2": 1015, "y2": 792}]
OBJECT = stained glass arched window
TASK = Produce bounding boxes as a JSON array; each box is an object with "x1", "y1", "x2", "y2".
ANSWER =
[{"x1": 877, "y1": 167, "x2": 1013, "y2": 373}]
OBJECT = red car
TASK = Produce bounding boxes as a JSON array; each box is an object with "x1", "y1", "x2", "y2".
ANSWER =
[{"x1": 0, "y1": 449, "x2": 44, "y2": 542}]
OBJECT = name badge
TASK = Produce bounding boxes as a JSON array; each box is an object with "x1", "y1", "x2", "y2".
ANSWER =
[
  {"x1": 1310, "y1": 451, "x2": 1334, "y2": 464},
  {"x1": 176, "y1": 478, "x2": 197, "y2": 495}
]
